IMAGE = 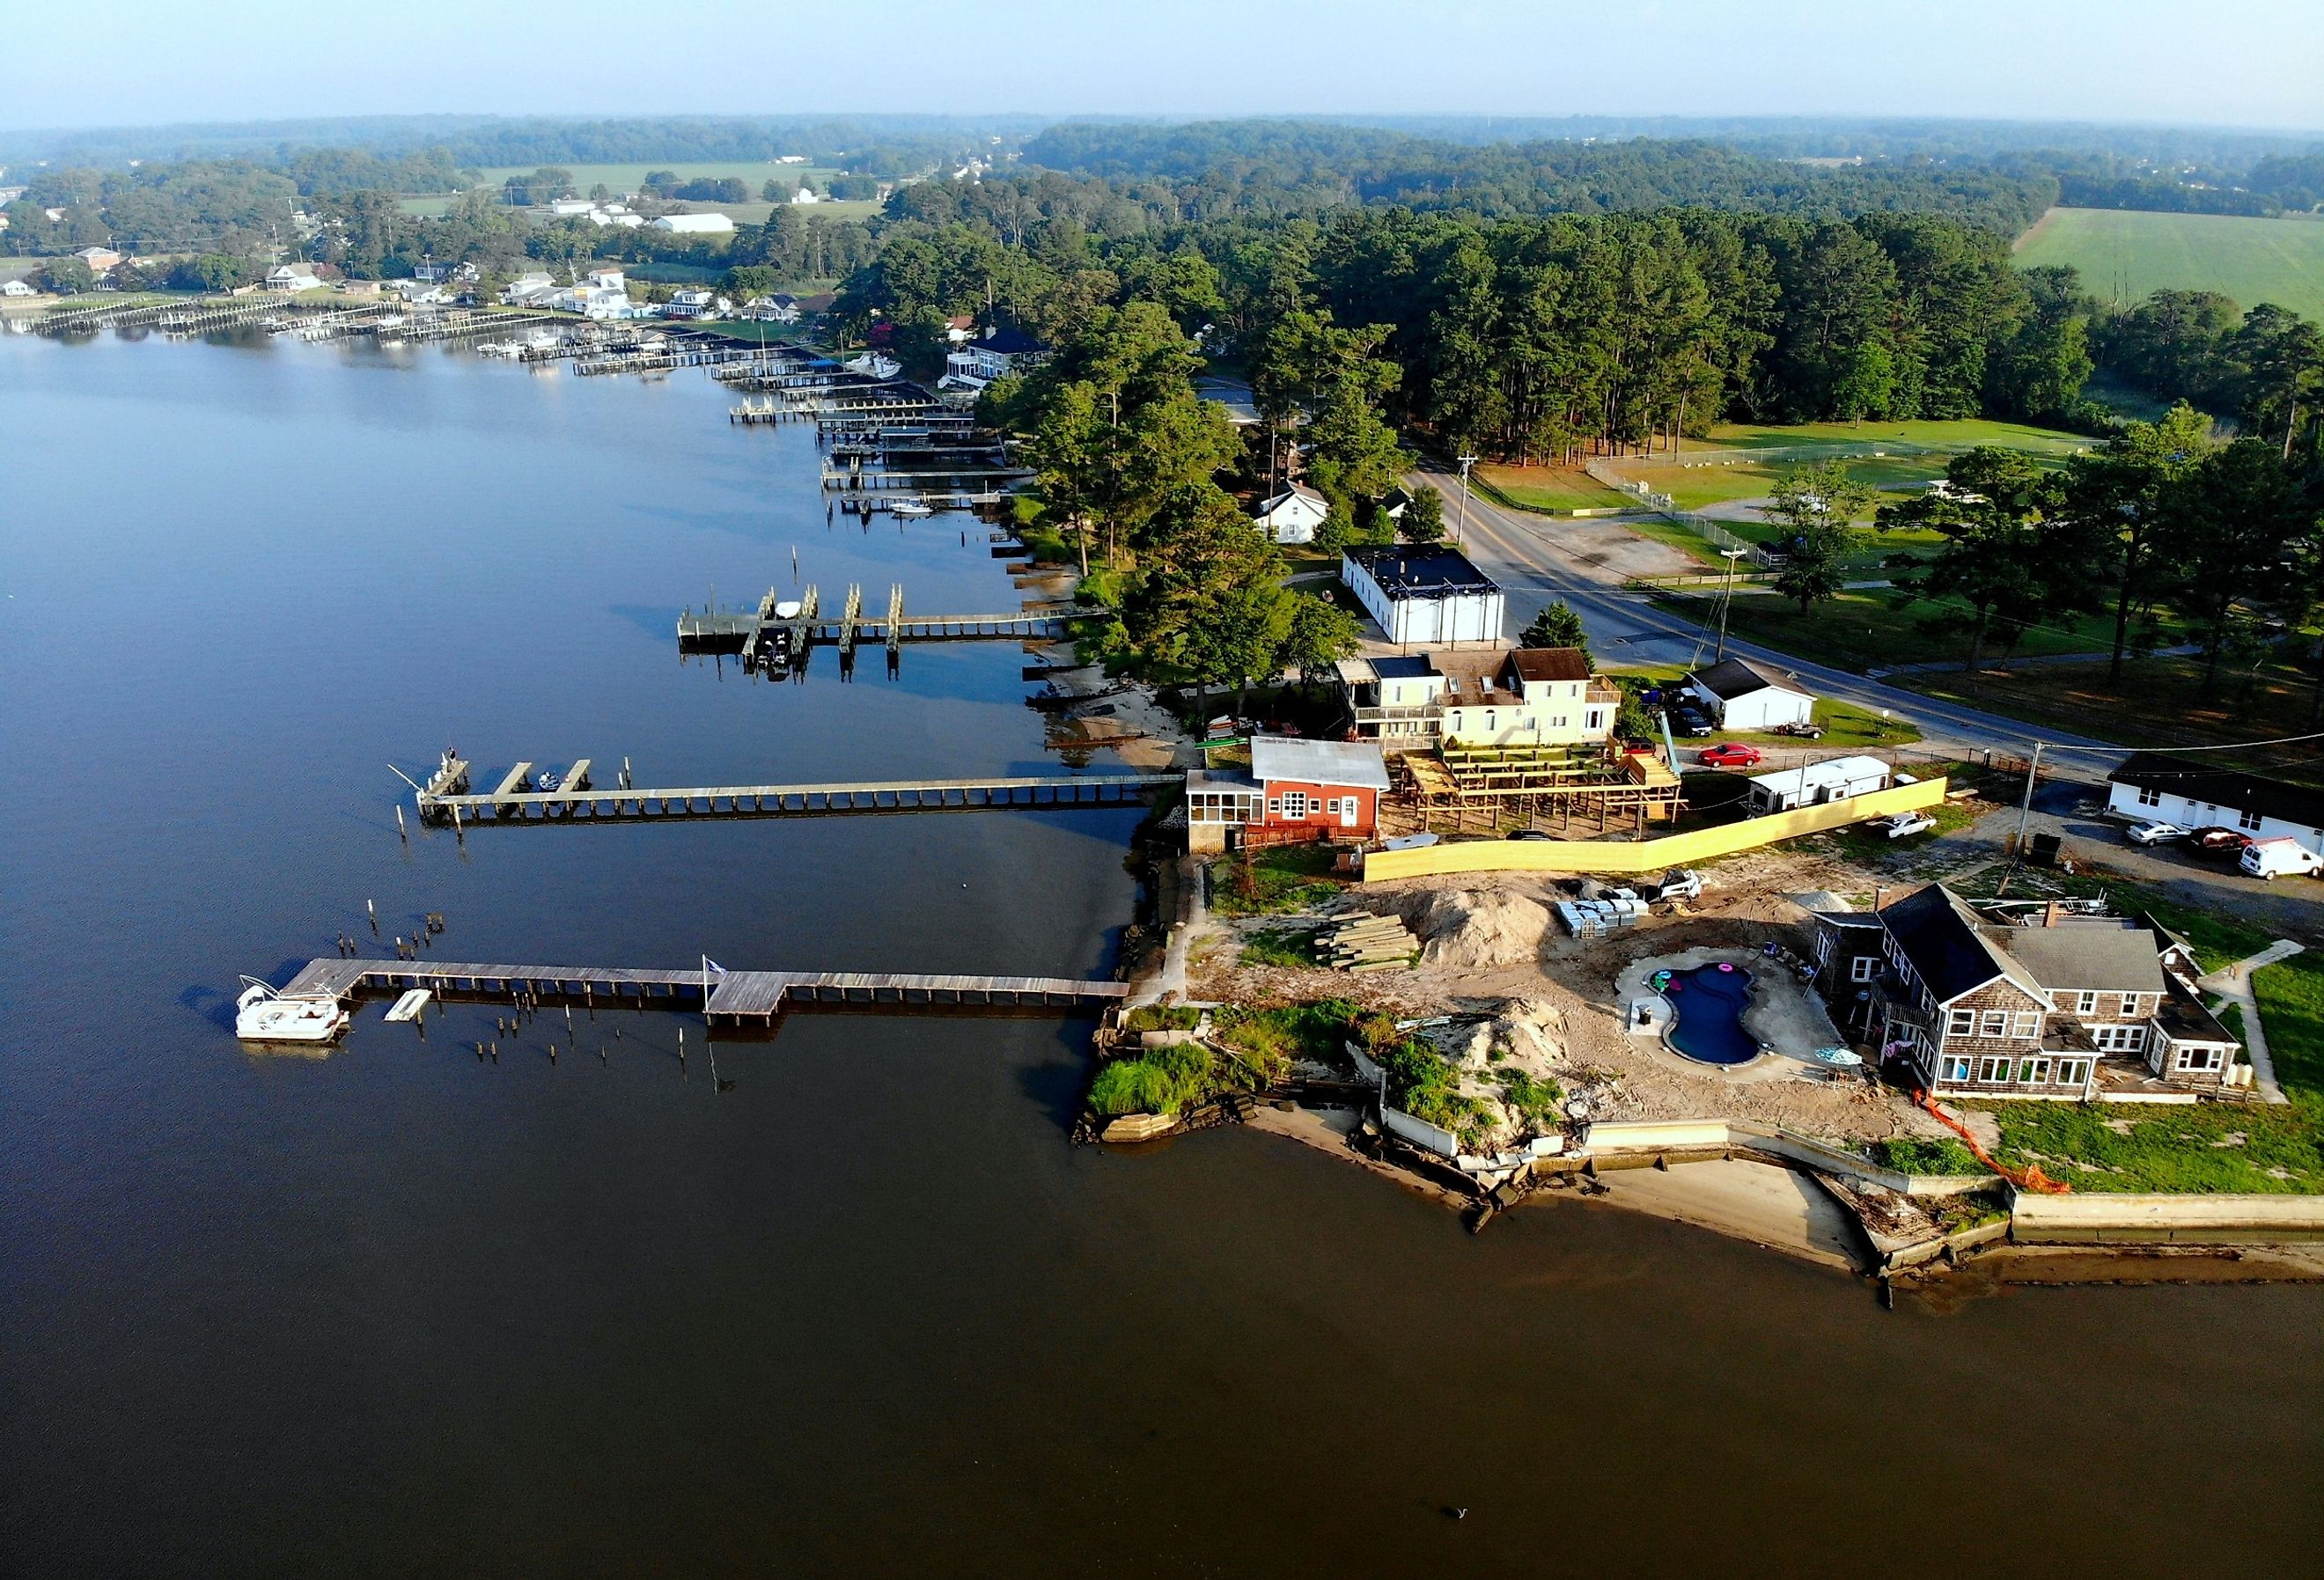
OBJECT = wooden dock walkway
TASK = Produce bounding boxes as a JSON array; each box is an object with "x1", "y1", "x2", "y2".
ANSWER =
[
  {"x1": 676, "y1": 607, "x2": 1076, "y2": 648},
  {"x1": 413, "y1": 759, "x2": 1177, "y2": 823},
  {"x1": 279, "y1": 957, "x2": 1127, "y2": 1022}
]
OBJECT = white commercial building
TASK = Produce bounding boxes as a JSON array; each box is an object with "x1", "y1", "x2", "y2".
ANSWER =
[
  {"x1": 2108, "y1": 753, "x2": 2324, "y2": 856},
  {"x1": 1744, "y1": 755, "x2": 1891, "y2": 813},
  {"x1": 651, "y1": 212, "x2": 736, "y2": 235},
  {"x1": 1340, "y1": 545, "x2": 1504, "y2": 647}
]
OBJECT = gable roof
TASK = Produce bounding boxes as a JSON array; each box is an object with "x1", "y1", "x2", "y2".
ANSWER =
[
  {"x1": 1879, "y1": 886, "x2": 2033, "y2": 1003},
  {"x1": 1689, "y1": 658, "x2": 1808, "y2": 701},
  {"x1": 2110, "y1": 753, "x2": 2324, "y2": 831},
  {"x1": 1504, "y1": 647, "x2": 1591, "y2": 684},
  {"x1": 1256, "y1": 483, "x2": 1327, "y2": 517},
  {"x1": 976, "y1": 324, "x2": 1044, "y2": 356},
  {"x1": 1984, "y1": 919, "x2": 2167, "y2": 996},
  {"x1": 1249, "y1": 735, "x2": 1390, "y2": 791}
]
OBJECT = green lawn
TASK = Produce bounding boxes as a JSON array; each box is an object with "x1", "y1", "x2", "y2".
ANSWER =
[
  {"x1": 1651, "y1": 590, "x2": 2120, "y2": 673},
  {"x1": 2014, "y1": 206, "x2": 2324, "y2": 323},
  {"x1": 1980, "y1": 1099, "x2": 2324, "y2": 1194},
  {"x1": 1607, "y1": 419, "x2": 2088, "y2": 517},
  {"x1": 1208, "y1": 844, "x2": 1346, "y2": 918},
  {"x1": 1474, "y1": 464, "x2": 1636, "y2": 513},
  {"x1": 2254, "y1": 952, "x2": 2324, "y2": 1099}
]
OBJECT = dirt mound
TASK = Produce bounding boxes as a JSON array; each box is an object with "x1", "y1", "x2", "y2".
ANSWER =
[{"x1": 1398, "y1": 888, "x2": 1552, "y2": 969}]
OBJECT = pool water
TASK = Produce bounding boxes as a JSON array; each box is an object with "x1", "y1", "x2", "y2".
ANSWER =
[{"x1": 1658, "y1": 963, "x2": 1761, "y2": 1066}]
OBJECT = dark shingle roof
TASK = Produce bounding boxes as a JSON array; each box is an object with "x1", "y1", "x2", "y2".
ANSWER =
[
  {"x1": 1689, "y1": 658, "x2": 1806, "y2": 701},
  {"x1": 1985, "y1": 920, "x2": 2167, "y2": 996},
  {"x1": 1505, "y1": 647, "x2": 1592, "y2": 683},
  {"x1": 1879, "y1": 886, "x2": 2033, "y2": 1003},
  {"x1": 2111, "y1": 753, "x2": 2324, "y2": 831}
]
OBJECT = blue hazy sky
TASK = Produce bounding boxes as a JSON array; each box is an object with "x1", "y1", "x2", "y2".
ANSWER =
[{"x1": 11, "y1": 0, "x2": 2322, "y2": 132}]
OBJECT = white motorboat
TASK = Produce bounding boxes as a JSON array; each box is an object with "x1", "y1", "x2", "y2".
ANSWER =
[
  {"x1": 235, "y1": 978, "x2": 349, "y2": 1044},
  {"x1": 891, "y1": 498, "x2": 934, "y2": 518},
  {"x1": 773, "y1": 599, "x2": 804, "y2": 620}
]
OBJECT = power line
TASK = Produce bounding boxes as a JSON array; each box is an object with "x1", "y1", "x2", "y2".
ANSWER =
[{"x1": 2034, "y1": 730, "x2": 2324, "y2": 755}]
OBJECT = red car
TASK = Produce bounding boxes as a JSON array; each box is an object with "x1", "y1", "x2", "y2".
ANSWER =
[
  {"x1": 1697, "y1": 743, "x2": 1764, "y2": 768},
  {"x1": 2187, "y1": 826, "x2": 2254, "y2": 855}
]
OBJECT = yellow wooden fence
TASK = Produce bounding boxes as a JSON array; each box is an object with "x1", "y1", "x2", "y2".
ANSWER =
[{"x1": 1361, "y1": 776, "x2": 1950, "y2": 881}]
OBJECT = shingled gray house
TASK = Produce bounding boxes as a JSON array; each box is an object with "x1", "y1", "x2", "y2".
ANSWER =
[{"x1": 1811, "y1": 885, "x2": 2246, "y2": 1101}]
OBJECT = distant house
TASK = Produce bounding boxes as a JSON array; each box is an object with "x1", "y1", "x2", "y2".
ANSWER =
[
  {"x1": 2108, "y1": 753, "x2": 2324, "y2": 855},
  {"x1": 742, "y1": 293, "x2": 800, "y2": 323},
  {"x1": 651, "y1": 212, "x2": 735, "y2": 235},
  {"x1": 585, "y1": 267, "x2": 626, "y2": 291},
  {"x1": 1684, "y1": 658, "x2": 1815, "y2": 731},
  {"x1": 546, "y1": 199, "x2": 595, "y2": 217},
  {"x1": 390, "y1": 280, "x2": 450, "y2": 305},
  {"x1": 267, "y1": 263, "x2": 322, "y2": 292},
  {"x1": 945, "y1": 313, "x2": 976, "y2": 344},
  {"x1": 1252, "y1": 483, "x2": 1330, "y2": 545},
  {"x1": 788, "y1": 187, "x2": 822, "y2": 205},
  {"x1": 660, "y1": 288, "x2": 718, "y2": 320},
  {"x1": 75, "y1": 245, "x2": 122, "y2": 273},
  {"x1": 1743, "y1": 754, "x2": 1890, "y2": 813},
  {"x1": 940, "y1": 324, "x2": 1046, "y2": 391},
  {"x1": 499, "y1": 272, "x2": 558, "y2": 305},
  {"x1": 0, "y1": 278, "x2": 36, "y2": 297},
  {"x1": 1184, "y1": 737, "x2": 1391, "y2": 853},
  {"x1": 1341, "y1": 545, "x2": 1505, "y2": 647},
  {"x1": 1812, "y1": 884, "x2": 2247, "y2": 1100}
]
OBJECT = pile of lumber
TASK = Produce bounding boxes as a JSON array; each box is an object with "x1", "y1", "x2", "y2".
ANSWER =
[{"x1": 1317, "y1": 911, "x2": 1418, "y2": 973}]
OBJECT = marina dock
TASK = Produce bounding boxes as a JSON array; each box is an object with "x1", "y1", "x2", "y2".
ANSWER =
[
  {"x1": 278, "y1": 956, "x2": 1128, "y2": 1022},
  {"x1": 413, "y1": 757, "x2": 1176, "y2": 823}
]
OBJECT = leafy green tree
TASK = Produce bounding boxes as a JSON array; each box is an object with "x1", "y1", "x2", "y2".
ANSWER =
[
  {"x1": 1399, "y1": 486, "x2": 1445, "y2": 543},
  {"x1": 720, "y1": 264, "x2": 777, "y2": 299},
  {"x1": 1519, "y1": 600, "x2": 1591, "y2": 662},
  {"x1": 31, "y1": 257, "x2": 95, "y2": 294},
  {"x1": 2227, "y1": 303, "x2": 2324, "y2": 461},
  {"x1": 1277, "y1": 593, "x2": 1363, "y2": 687},
  {"x1": 1766, "y1": 460, "x2": 1874, "y2": 614},
  {"x1": 2058, "y1": 402, "x2": 2217, "y2": 683},
  {"x1": 2155, "y1": 439, "x2": 2312, "y2": 696},
  {"x1": 1122, "y1": 488, "x2": 1291, "y2": 717}
]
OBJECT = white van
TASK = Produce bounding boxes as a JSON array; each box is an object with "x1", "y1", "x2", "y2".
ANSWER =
[{"x1": 2239, "y1": 838, "x2": 2322, "y2": 880}]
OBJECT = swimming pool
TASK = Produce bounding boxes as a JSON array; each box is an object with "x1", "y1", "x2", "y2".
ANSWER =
[{"x1": 1654, "y1": 962, "x2": 1761, "y2": 1066}]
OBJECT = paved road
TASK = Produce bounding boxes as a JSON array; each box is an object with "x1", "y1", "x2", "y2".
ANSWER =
[{"x1": 1415, "y1": 464, "x2": 2129, "y2": 781}]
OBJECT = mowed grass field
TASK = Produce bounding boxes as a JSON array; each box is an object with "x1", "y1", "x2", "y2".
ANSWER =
[
  {"x1": 1600, "y1": 418, "x2": 2092, "y2": 515},
  {"x1": 1473, "y1": 465, "x2": 1636, "y2": 512},
  {"x1": 2014, "y1": 206, "x2": 2324, "y2": 322}
]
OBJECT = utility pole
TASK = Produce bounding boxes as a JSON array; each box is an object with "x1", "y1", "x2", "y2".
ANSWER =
[
  {"x1": 1455, "y1": 453, "x2": 1477, "y2": 550},
  {"x1": 1712, "y1": 547, "x2": 1746, "y2": 663},
  {"x1": 2012, "y1": 741, "x2": 2047, "y2": 858}
]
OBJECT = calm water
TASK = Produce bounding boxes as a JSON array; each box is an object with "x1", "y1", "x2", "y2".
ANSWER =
[{"x1": 3, "y1": 328, "x2": 2320, "y2": 1578}]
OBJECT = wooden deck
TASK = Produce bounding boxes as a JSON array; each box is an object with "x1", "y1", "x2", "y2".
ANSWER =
[
  {"x1": 676, "y1": 609, "x2": 1075, "y2": 646},
  {"x1": 278, "y1": 957, "x2": 1127, "y2": 1022},
  {"x1": 414, "y1": 759, "x2": 1177, "y2": 823}
]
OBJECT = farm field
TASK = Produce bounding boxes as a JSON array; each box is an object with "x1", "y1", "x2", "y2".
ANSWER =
[
  {"x1": 2013, "y1": 205, "x2": 2324, "y2": 322},
  {"x1": 398, "y1": 163, "x2": 880, "y2": 225},
  {"x1": 1599, "y1": 417, "x2": 2092, "y2": 516}
]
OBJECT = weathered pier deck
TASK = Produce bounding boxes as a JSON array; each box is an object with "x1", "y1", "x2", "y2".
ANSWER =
[
  {"x1": 676, "y1": 607, "x2": 1076, "y2": 648},
  {"x1": 279, "y1": 957, "x2": 1127, "y2": 1023},
  {"x1": 413, "y1": 758, "x2": 1176, "y2": 823}
]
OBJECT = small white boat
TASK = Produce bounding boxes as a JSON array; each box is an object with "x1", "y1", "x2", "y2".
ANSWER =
[
  {"x1": 235, "y1": 977, "x2": 349, "y2": 1044},
  {"x1": 773, "y1": 599, "x2": 803, "y2": 620},
  {"x1": 892, "y1": 498, "x2": 934, "y2": 518}
]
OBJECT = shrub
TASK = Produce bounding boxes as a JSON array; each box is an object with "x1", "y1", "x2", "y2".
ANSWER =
[
  {"x1": 1870, "y1": 1136, "x2": 1985, "y2": 1176},
  {"x1": 1087, "y1": 1044, "x2": 1216, "y2": 1116},
  {"x1": 1121, "y1": 1004, "x2": 1201, "y2": 1034},
  {"x1": 1498, "y1": 1069, "x2": 1564, "y2": 1124}
]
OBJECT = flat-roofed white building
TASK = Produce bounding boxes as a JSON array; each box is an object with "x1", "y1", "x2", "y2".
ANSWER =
[{"x1": 1341, "y1": 545, "x2": 1504, "y2": 647}]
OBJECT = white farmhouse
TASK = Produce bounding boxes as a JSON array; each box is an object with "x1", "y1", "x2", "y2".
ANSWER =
[
  {"x1": 1684, "y1": 658, "x2": 1815, "y2": 731},
  {"x1": 1251, "y1": 483, "x2": 1329, "y2": 545},
  {"x1": 2108, "y1": 753, "x2": 2324, "y2": 855},
  {"x1": 1340, "y1": 545, "x2": 1504, "y2": 647}
]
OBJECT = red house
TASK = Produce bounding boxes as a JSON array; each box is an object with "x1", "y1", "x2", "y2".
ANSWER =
[{"x1": 1185, "y1": 737, "x2": 1391, "y2": 852}]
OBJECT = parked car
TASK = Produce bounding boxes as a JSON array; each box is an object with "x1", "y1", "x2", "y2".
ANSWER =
[
  {"x1": 2124, "y1": 820, "x2": 2188, "y2": 847},
  {"x1": 1873, "y1": 812, "x2": 1938, "y2": 839},
  {"x1": 1508, "y1": 828, "x2": 1555, "y2": 841},
  {"x1": 1668, "y1": 709, "x2": 1710, "y2": 738},
  {"x1": 2188, "y1": 827, "x2": 2255, "y2": 855},
  {"x1": 1698, "y1": 743, "x2": 1764, "y2": 768},
  {"x1": 2240, "y1": 839, "x2": 2322, "y2": 880},
  {"x1": 1771, "y1": 721, "x2": 1825, "y2": 739}
]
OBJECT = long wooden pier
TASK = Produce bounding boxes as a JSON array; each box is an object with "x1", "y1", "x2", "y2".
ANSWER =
[
  {"x1": 677, "y1": 606, "x2": 1076, "y2": 650},
  {"x1": 413, "y1": 758, "x2": 1176, "y2": 823},
  {"x1": 277, "y1": 956, "x2": 1127, "y2": 1024}
]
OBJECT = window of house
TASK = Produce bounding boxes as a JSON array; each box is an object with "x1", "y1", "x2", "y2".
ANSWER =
[
  {"x1": 2020, "y1": 1056, "x2": 2052, "y2": 1085},
  {"x1": 2178, "y1": 1046, "x2": 2225, "y2": 1073},
  {"x1": 1265, "y1": 798, "x2": 1281, "y2": 815},
  {"x1": 2118, "y1": 995, "x2": 2140, "y2": 1018},
  {"x1": 2075, "y1": 990, "x2": 2098, "y2": 1015},
  {"x1": 1980, "y1": 1010, "x2": 2009, "y2": 1038},
  {"x1": 1851, "y1": 956, "x2": 1879, "y2": 983},
  {"x1": 2012, "y1": 1011, "x2": 2041, "y2": 1038},
  {"x1": 1943, "y1": 1056, "x2": 1972, "y2": 1084},
  {"x1": 2136, "y1": 785, "x2": 2161, "y2": 807},
  {"x1": 1977, "y1": 1056, "x2": 2013, "y2": 1084},
  {"x1": 2237, "y1": 808, "x2": 2263, "y2": 831},
  {"x1": 1280, "y1": 791, "x2": 1308, "y2": 819},
  {"x1": 1815, "y1": 931, "x2": 1834, "y2": 963},
  {"x1": 1947, "y1": 1008, "x2": 1975, "y2": 1035},
  {"x1": 2093, "y1": 1025, "x2": 2147, "y2": 1052},
  {"x1": 2055, "y1": 1059, "x2": 2091, "y2": 1089}
]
